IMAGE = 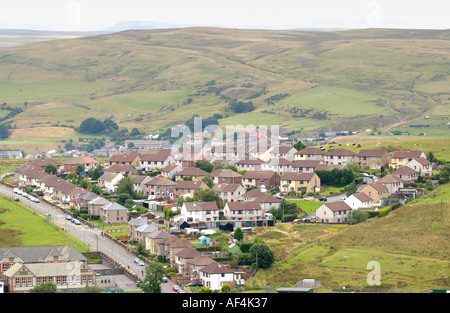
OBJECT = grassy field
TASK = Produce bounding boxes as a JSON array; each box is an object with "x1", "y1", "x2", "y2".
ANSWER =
[
  {"x1": 320, "y1": 136, "x2": 450, "y2": 161},
  {"x1": 288, "y1": 200, "x2": 323, "y2": 214},
  {"x1": 0, "y1": 195, "x2": 89, "y2": 252},
  {"x1": 0, "y1": 27, "x2": 449, "y2": 143},
  {"x1": 246, "y1": 183, "x2": 450, "y2": 292}
]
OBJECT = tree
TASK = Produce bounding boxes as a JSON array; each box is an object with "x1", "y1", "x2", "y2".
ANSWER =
[
  {"x1": 221, "y1": 283, "x2": 231, "y2": 293},
  {"x1": 141, "y1": 262, "x2": 165, "y2": 293},
  {"x1": 0, "y1": 124, "x2": 10, "y2": 139},
  {"x1": 195, "y1": 160, "x2": 214, "y2": 173},
  {"x1": 91, "y1": 167, "x2": 101, "y2": 180},
  {"x1": 76, "y1": 163, "x2": 85, "y2": 173},
  {"x1": 348, "y1": 209, "x2": 369, "y2": 224},
  {"x1": 44, "y1": 163, "x2": 57, "y2": 174},
  {"x1": 194, "y1": 188, "x2": 220, "y2": 204},
  {"x1": 234, "y1": 227, "x2": 244, "y2": 242},
  {"x1": 79, "y1": 117, "x2": 105, "y2": 134},
  {"x1": 29, "y1": 282, "x2": 58, "y2": 293},
  {"x1": 197, "y1": 287, "x2": 213, "y2": 293},
  {"x1": 293, "y1": 141, "x2": 306, "y2": 151},
  {"x1": 426, "y1": 151, "x2": 437, "y2": 163},
  {"x1": 116, "y1": 176, "x2": 135, "y2": 198},
  {"x1": 249, "y1": 242, "x2": 274, "y2": 269},
  {"x1": 344, "y1": 182, "x2": 358, "y2": 197},
  {"x1": 202, "y1": 175, "x2": 214, "y2": 188}
]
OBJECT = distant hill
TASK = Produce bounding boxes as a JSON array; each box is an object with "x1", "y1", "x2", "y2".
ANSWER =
[
  {"x1": 106, "y1": 21, "x2": 189, "y2": 32},
  {"x1": 0, "y1": 27, "x2": 448, "y2": 138}
]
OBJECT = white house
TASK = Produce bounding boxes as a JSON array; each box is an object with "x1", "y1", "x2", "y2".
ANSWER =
[
  {"x1": 180, "y1": 202, "x2": 220, "y2": 223},
  {"x1": 97, "y1": 172, "x2": 124, "y2": 193},
  {"x1": 344, "y1": 193, "x2": 374, "y2": 210},
  {"x1": 378, "y1": 174, "x2": 404, "y2": 194},
  {"x1": 223, "y1": 201, "x2": 263, "y2": 221},
  {"x1": 199, "y1": 262, "x2": 234, "y2": 290},
  {"x1": 405, "y1": 158, "x2": 433, "y2": 177},
  {"x1": 315, "y1": 201, "x2": 352, "y2": 224}
]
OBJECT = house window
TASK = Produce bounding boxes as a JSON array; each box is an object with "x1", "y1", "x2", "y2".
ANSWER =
[
  {"x1": 57, "y1": 277, "x2": 61, "y2": 285},
  {"x1": 15, "y1": 278, "x2": 20, "y2": 286},
  {"x1": 37, "y1": 277, "x2": 41, "y2": 285}
]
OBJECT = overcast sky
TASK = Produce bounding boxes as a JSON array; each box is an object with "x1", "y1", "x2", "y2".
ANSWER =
[{"x1": 0, "y1": 0, "x2": 449, "y2": 31}]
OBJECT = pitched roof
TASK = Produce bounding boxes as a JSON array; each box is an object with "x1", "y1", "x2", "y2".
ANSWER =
[
  {"x1": 295, "y1": 147, "x2": 325, "y2": 155},
  {"x1": 141, "y1": 149, "x2": 172, "y2": 162},
  {"x1": 393, "y1": 166, "x2": 418, "y2": 175},
  {"x1": 0, "y1": 245, "x2": 87, "y2": 263},
  {"x1": 146, "y1": 229, "x2": 171, "y2": 239},
  {"x1": 392, "y1": 151, "x2": 424, "y2": 159},
  {"x1": 130, "y1": 175, "x2": 151, "y2": 184},
  {"x1": 410, "y1": 157, "x2": 432, "y2": 166},
  {"x1": 378, "y1": 174, "x2": 404, "y2": 184},
  {"x1": 292, "y1": 160, "x2": 323, "y2": 168},
  {"x1": 174, "y1": 247, "x2": 202, "y2": 259},
  {"x1": 183, "y1": 202, "x2": 219, "y2": 211},
  {"x1": 161, "y1": 163, "x2": 180, "y2": 172},
  {"x1": 326, "y1": 149, "x2": 356, "y2": 156},
  {"x1": 175, "y1": 180, "x2": 206, "y2": 189},
  {"x1": 199, "y1": 262, "x2": 233, "y2": 274},
  {"x1": 322, "y1": 201, "x2": 352, "y2": 212},
  {"x1": 236, "y1": 158, "x2": 266, "y2": 165},
  {"x1": 242, "y1": 171, "x2": 279, "y2": 179},
  {"x1": 226, "y1": 201, "x2": 261, "y2": 211},
  {"x1": 169, "y1": 238, "x2": 196, "y2": 249},
  {"x1": 145, "y1": 176, "x2": 176, "y2": 186},
  {"x1": 357, "y1": 149, "x2": 387, "y2": 157},
  {"x1": 280, "y1": 172, "x2": 315, "y2": 181},
  {"x1": 98, "y1": 172, "x2": 122, "y2": 182},
  {"x1": 271, "y1": 145, "x2": 296, "y2": 154},
  {"x1": 64, "y1": 156, "x2": 98, "y2": 165},
  {"x1": 177, "y1": 167, "x2": 208, "y2": 177},
  {"x1": 213, "y1": 183, "x2": 243, "y2": 193},
  {"x1": 109, "y1": 151, "x2": 142, "y2": 163},
  {"x1": 102, "y1": 202, "x2": 127, "y2": 211},
  {"x1": 210, "y1": 168, "x2": 242, "y2": 178},
  {"x1": 105, "y1": 163, "x2": 135, "y2": 173},
  {"x1": 351, "y1": 193, "x2": 373, "y2": 202},
  {"x1": 364, "y1": 182, "x2": 388, "y2": 192}
]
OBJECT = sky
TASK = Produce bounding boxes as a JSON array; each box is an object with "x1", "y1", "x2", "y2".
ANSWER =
[{"x1": 0, "y1": 0, "x2": 449, "y2": 31}]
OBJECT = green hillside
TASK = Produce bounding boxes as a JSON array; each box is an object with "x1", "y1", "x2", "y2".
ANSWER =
[
  {"x1": 247, "y1": 184, "x2": 450, "y2": 292},
  {"x1": 0, "y1": 27, "x2": 449, "y2": 137}
]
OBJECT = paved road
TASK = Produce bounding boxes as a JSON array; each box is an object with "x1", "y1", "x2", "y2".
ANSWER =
[{"x1": 0, "y1": 183, "x2": 147, "y2": 282}]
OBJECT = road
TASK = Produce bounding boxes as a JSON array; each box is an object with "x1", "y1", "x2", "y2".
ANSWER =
[{"x1": 0, "y1": 183, "x2": 148, "y2": 282}]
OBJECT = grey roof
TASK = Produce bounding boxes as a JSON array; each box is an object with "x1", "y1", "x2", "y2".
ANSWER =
[
  {"x1": 128, "y1": 216, "x2": 148, "y2": 226},
  {"x1": 88, "y1": 196, "x2": 111, "y2": 206},
  {"x1": 135, "y1": 223, "x2": 159, "y2": 233},
  {"x1": 4, "y1": 261, "x2": 94, "y2": 278},
  {"x1": 0, "y1": 245, "x2": 87, "y2": 263},
  {"x1": 102, "y1": 202, "x2": 127, "y2": 211}
]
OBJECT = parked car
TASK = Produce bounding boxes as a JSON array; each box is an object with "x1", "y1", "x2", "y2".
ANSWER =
[
  {"x1": 340, "y1": 196, "x2": 347, "y2": 200},
  {"x1": 72, "y1": 219, "x2": 81, "y2": 225},
  {"x1": 274, "y1": 192, "x2": 284, "y2": 199},
  {"x1": 162, "y1": 276, "x2": 168, "y2": 283},
  {"x1": 318, "y1": 197, "x2": 327, "y2": 202},
  {"x1": 173, "y1": 285, "x2": 180, "y2": 291},
  {"x1": 66, "y1": 215, "x2": 72, "y2": 220},
  {"x1": 177, "y1": 289, "x2": 186, "y2": 293},
  {"x1": 362, "y1": 172, "x2": 370, "y2": 177},
  {"x1": 13, "y1": 197, "x2": 20, "y2": 202},
  {"x1": 304, "y1": 196, "x2": 314, "y2": 201},
  {"x1": 362, "y1": 179, "x2": 368, "y2": 184},
  {"x1": 13, "y1": 188, "x2": 20, "y2": 193},
  {"x1": 187, "y1": 282, "x2": 203, "y2": 287}
]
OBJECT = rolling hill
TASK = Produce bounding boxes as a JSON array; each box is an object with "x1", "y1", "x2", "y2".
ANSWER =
[{"x1": 0, "y1": 27, "x2": 449, "y2": 140}]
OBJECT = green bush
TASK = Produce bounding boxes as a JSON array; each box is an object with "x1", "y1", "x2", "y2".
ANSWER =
[{"x1": 378, "y1": 206, "x2": 392, "y2": 218}]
